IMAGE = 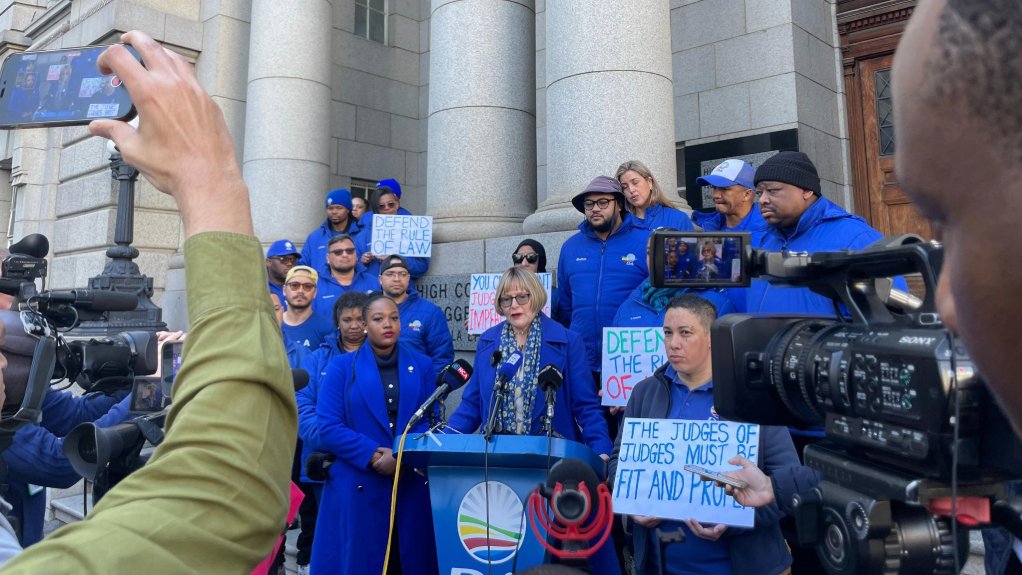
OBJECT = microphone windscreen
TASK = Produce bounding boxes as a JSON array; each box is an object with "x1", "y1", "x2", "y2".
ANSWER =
[
  {"x1": 538, "y1": 364, "x2": 564, "y2": 393},
  {"x1": 9, "y1": 234, "x2": 49, "y2": 259},
  {"x1": 292, "y1": 368, "x2": 309, "y2": 392},
  {"x1": 497, "y1": 351, "x2": 523, "y2": 381},
  {"x1": 490, "y1": 350, "x2": 502, "y2": 368},
  {"x1": 547, "y1": 457, "x2": 600, "y2": 492},
  {"x1": 80, "y1": 290, "x2": 139, "y2": 311},
  {"x1": 442, "y1": 358, "x2": 473, "y2": 390}
]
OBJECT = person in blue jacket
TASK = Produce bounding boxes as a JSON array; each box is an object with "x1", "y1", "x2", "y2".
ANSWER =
[
  {"x1": 313, "y1": 234, "x2": 380, "y2": 319},
  {"x1": 610, "y1": 294, "x2": 817, "y2": 575},
  {"x1": 357, "y1": 183, "x2": 430, "y2": 279},
  {"x1": 312, "y1": 293, "x2": 437, "y2": 575},
  {"x1": 616, "y1": 160, "x2": 695, "y2": 232},
  {"x1": 299, "y1": 188, "x2": 364, "y2": 273},
  {"x1": 265, "y1": 239, "x2": 298, "y2": 310},
  {"x1": 448, "y1": 267, "x2": 618, "y2": 575},
  {"x1": 378, "y1": 255, "x2": 453, "y2": 378},
  {"x1": 556, "y1": 176, "x2": 650, "y2": 376},
  {"x1": 3, "y1": 388, "x2": 132, "y2": 546},
  {"x1": 747, "y1": 151, "x2": 889, "y2": 315}
]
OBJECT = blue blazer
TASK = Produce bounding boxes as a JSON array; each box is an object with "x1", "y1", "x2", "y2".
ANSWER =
[
  {"x1": 448, "y1": 314, "x2": 613, "y2": 456},
  {"x1": 312, "y1": 341, "x2": 438, "y2": 575}
]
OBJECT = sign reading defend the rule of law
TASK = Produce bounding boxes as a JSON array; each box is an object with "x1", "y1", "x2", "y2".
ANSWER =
[
  {"x1": 601, "y1": 327, "x2": 666, "y2": 407},
  {"x1": 370, "y1": 214, "x2": 433, "y2": 258},
  {"x1": 467, "y1": 273, "x2": 552, "y2": 335},
  {"x1": 611, "y1": 417, "x2": 759, "y2": 527}
]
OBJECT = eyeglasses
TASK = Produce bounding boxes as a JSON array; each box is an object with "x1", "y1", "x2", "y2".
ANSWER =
[
  {"x1": 285, "y1": 282, "x2": 316, "y2": 292},
  {"x1": 269, "y1": 255, "x2": 298, "y2": 265},
  {"x1": 378, "y1": 201, "x2": 398, "y2": 210},
  {"x1": 498, "y1": 293, "x2": 531, "y2": 309},
  {"x1": 512, "y1": 253, "x2": 539, "y2": 265},
  {"x1": 381, "y1": 270, "x2": 410, "y2": 279},
  {"x1": 583, "y1": 198, "x2": 613, "y2": 211},
  {"x1": 329, "y1": 248, "x2": 356, "y2": 256}
]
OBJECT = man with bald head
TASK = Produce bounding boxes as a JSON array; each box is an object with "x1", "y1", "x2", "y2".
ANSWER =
[{"x1": 893, "y1": 3, "x2": 1022, "y2": 571}]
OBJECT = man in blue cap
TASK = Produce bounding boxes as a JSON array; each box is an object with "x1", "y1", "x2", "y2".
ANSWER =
[
  {"x1": 692, "y1": 158, "x2": 768, "y2": 243},
  {"x1": 266, "y1": 239, "x2": 299, "y2": 310},
  {"x1": 300, "y1": 188, "x2": 363, "y2": 273}
]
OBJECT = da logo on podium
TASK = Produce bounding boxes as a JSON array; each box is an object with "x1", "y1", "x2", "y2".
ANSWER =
[{"x1": 457, "y1": 481, "x2": 525, "y2": 564}]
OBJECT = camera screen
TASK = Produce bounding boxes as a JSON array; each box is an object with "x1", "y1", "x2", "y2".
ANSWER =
[
  {"x1": 161, "y1": 341, "x2": 183, "y2": 397},
  {"x1": 650, "y1": 231, "x2": 750, "y2": 289},
  {"x1": 130, "y1": 376, "x2": 167, "y2": 413},
  {"x1": 0, "y1": 45, "x2": 136, "y2": 129}
]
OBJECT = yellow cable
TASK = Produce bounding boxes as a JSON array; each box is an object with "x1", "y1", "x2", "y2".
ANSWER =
[{"x1": 381, "y1": 419, "x2": 413, "y2": 575}]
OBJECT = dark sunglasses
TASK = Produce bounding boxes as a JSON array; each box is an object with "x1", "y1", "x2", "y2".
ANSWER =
[{"x1": 512, "y1": 253, "x2": 539, "y2": 264}]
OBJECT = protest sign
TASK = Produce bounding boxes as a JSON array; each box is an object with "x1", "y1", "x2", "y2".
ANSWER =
[
  {"x1": 611, "y1": 417, "x2": 760, "y2": 527},
  {"x1": 467, "y1": 273, "x2": 552, "y2": 335},
  {"x1": 601, "y1": 327, "x2": 666, "y2": 407},
  {"x1": 370, "y1": 214, "x2": 433, "y2": 257}
]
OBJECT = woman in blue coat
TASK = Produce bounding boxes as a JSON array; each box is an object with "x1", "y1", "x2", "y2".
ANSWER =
[
  {"x1": 313, "y1": 293, "x2": 438, "y2": 575},
  {"x1": 448, "y1": 267, "x2": 612, "y2": 456},
  {"x1": 616, "y1": 160, "x2": 695, "y2": 231}
]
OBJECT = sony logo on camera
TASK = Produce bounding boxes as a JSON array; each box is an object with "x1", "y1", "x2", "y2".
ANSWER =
[{"x1": 897, "y1": 335, "x2": 938, "y2": 346}]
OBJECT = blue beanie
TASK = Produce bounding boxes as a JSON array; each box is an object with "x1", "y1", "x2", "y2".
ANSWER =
[
  {"x1": 326, "y1": 188, "x2": 353, "y2": 209},
  {"x1": 376, "y1": 178, "x2": 402, "y2": 198}
]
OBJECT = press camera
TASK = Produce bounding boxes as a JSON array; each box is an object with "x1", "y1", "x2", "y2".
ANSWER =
[{"x1": 650, "y1": 230, "x2": 1022, "y2": 575}]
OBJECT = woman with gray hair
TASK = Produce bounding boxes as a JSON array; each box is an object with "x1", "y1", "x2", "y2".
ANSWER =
[{"x1": 616, "y1": 160, "x2": 695, "y2": 231}]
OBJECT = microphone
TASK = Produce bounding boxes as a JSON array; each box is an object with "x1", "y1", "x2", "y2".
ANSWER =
[
  {"x1": 408, "y1": 359, "x2": 473, "y2": 429},
  {"x1": 292, "y1": 368, "x2": 309, "y2": 392},
  {"x1": 538, "y1": 364, "x2": 563, "y2": 436},
  {"x1": 490, "y1": 350, "x2": 502, "y2": 368},
  {"x1": 9, "y1": 234, "x2": 49, "y2": 258},
  {"x1": 35, "y1": 289, "x2": 139, "y2": 312},
  {"x1": 483, "y1": 351, "x2": 523, "y2": 440},
  {"x1": 526, "y1": 457, "x2": 614, "y2": 559}
]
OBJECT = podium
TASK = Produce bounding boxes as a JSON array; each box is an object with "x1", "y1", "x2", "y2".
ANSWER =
[{"x1": 401, "y1": 433, "x2": 605, "y2": 574}]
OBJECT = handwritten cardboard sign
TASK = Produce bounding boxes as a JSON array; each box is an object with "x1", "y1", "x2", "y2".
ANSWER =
[
  {"x1": 611, "y1": 417, "x2": 759, "y2": 527},
  {"x1": 601, "y1": 327, "x2": 666, "y2": 407},
  {"x1": 467, "y1": 273, "x2": 552, "y2": 335},
  {"x1": 370, "y1": 214, "x2": 433, "y2": 257}
]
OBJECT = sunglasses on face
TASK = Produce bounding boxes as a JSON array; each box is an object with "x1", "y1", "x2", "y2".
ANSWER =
[
  {"x1": 512, "y1": 253, "x2": 539, "y2": 264},
  {"x1": 286, "y1": 282, "x2": 315, "y2": 292},
  {"x1": 329, "y1": 248, "x2": 356, "y2": 256}
]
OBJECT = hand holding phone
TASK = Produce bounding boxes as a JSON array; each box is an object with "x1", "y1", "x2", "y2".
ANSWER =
[{"x1": 683, "y1": 464, "x2": 749, "y2": 489}]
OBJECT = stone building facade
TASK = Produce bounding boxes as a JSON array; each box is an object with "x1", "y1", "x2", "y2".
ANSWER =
[{"x1": 0, "y1": 0, "x2": 906, "y2": 330}]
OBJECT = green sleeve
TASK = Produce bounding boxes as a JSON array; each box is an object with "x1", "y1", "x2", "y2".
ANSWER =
[{"x1": 2, "y1": 232, "x2": 296, "y2": 574}]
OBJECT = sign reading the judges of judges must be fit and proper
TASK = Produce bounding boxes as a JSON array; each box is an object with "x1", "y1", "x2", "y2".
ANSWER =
[
  {"x1": 370, "y1": 214, "x2": 433, "y2": 258},
  {"x1": 467, "y1": 273, "x2": 552, "y2": 334},
  {"x1": 601, "y1": 327, "x2": 666, "y2": 407},
  {"x1": 612, "y1": 417, "x2": 759, "y2": 527}
]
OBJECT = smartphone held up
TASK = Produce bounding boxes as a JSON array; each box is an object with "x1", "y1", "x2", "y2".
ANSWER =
[{"x1": 0, "y1": 43, "x2": 139, "y2": 129}]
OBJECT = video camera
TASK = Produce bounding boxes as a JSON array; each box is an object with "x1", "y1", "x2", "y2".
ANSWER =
[
  {"x1": 649, "y1": 230, "x2": 1022, "y2": 575},
  {"x1": 0, "y1": 234, "x2": 156, "y2": 436}
]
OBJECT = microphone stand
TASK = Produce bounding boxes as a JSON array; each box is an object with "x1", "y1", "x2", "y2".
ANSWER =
[{"x1": 483, "y1": 378, "x2": 508, "y2": 441}]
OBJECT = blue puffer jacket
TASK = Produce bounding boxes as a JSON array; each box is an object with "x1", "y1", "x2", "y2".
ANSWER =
[
  {"x1": 630, "y1": 204, "x2": 695, "y2": 232},
  {"x1": 396, "y1": 288, "x2": 453, "y2": 378},
  {"x1": 313, "y1": 268, "x2": 381, "y2": 320},
  {"x1": 556, "y1": 214, "x2": 650, "y2": 372},
  {"x1": 3, "y1": 389, "x2": 131, "y2": 546},
  {"x1": 296, "y1": 338, "x2": 345, "y2": 483},
  {"x1": 299, "y1": 218, "x2": 365, "y2": 273},
  {"x1": 612, "y1": 282, "x2": 736, "y2": 329},
  {"x1": 746, "y1": 196, "x2": 885, "y2": 314}
]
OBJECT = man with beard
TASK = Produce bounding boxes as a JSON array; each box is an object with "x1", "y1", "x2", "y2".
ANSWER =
[
  {"x1": 300, "y1": 188, "x2": 363, "y2": 273},
  {"x1": 313, "y1": 234, "x2": 380, "y2": 320},
  {"x1": 282, "y1": 266, "x2": 336, "y2": 354},
  {"x1": 556, "y1": 176, "x2": 649, "y2": 379},
  {"x1": 266, "y1": 239, "x2": 299, "y2": 310},
  {"x1": 378, "y1": 255, "x2": 453, "y2": 378}
]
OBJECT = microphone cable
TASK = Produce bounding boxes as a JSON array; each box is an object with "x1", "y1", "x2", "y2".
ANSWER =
[{"x1": 381, "y1": 417, "x2": 414, "y2": 575}]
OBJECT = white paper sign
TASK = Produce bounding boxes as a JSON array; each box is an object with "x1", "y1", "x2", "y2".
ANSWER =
[
  {"x1": 370, "y1": 214, "x2": 433, "y2": 257},
  {"x1": 468, "y1": 273, "x2": 552, "y2": 335},
  {"x1": 611, "y1": 417, "x2": 760, "y2": 527}
]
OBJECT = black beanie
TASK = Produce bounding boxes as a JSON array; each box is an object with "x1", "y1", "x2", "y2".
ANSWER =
[{"x1": 753, "y1": 151, "x2": 821, "y2": 196}]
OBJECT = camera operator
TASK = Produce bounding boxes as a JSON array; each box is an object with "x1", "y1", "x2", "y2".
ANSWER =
[
  {"x1": 0, "y1": 30, "x2": 296, "y2": 574},
  {"x1": 892, "y1": 1, "x2": 1022, "y2": 572}
]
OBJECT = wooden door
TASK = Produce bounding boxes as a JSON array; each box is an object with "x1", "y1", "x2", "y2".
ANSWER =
[{"x1": 857, "y1": 55, "x2": 931, "y2": 240}]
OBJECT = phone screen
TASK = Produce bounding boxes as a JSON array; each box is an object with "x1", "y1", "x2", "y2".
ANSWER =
[
  {"x1": 650, "y1": 231, "x2": 750, "y2": 289},
  {"x1": 161, "y1": 341, "x2": 183, "y2": 397},
  {"x1": 0, "y1": 44, "x2": 137, "y2": 129},
  {"x1": 683, "y1": 464, "x2": 748, "y2": 489}
]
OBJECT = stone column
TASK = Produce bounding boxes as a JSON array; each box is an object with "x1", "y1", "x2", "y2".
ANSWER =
[
  {"x1": 427, "y1": 0, "x2": 536, "y2": 242},
  {"x1": 242, "y1": 0, "x2": 332, "y2": 244},
  {"x1": 524, "y1": 0, "x2": 685, "y2": 233}
]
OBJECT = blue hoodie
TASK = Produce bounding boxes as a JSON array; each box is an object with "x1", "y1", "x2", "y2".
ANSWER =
[
  {"x1": 313, "y1": 268, "x2": 381, "y2": 320},
  {"x1": 556, "y1": 213, "x2": 650, "y2": 372},
  {"x1": 299, "y1": 217, "x2": 365, "y2": 273},
  {"x1": 746, "y1": 196, "x2": 885, "y2": 314},
  {"x1": 395, "y1": 288, "x2": 454, "y2": 378},
  {"x1": 630, "y1": 204, "x2": 696, "y2": 232},
  {"x1": 296, "y1": 337, "x2": 345, "y2": 483},
  {"x1": 612, "y1": 281, "x2": 736, "y2": 329}
]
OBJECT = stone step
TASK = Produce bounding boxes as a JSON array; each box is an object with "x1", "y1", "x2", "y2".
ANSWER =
[{"x1": 50, "y1": 492, "x2": 90, "y2": 526}]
